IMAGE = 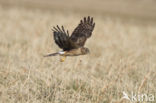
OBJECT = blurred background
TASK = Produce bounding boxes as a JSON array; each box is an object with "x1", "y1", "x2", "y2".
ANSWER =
[{"x1": 1, "y1": 0, "x2": 156, "y2": 20}]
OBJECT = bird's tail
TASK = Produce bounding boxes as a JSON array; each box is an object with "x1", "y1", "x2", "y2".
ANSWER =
[
  {"x1": 44, "y1": 51, "x2": 65, "y2": 57},
  {"x1": 44, "y1": 52, "x2": 60, "y2": 57}
]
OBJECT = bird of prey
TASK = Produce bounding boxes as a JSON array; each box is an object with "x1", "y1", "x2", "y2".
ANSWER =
[{"x1": 45, "y1": 16, "x2": 95, "y2": 62}]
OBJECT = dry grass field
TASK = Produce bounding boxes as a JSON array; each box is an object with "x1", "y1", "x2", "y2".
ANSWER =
[{"x1": 0, "y1": 1, "x2": 156, "y2": 103}]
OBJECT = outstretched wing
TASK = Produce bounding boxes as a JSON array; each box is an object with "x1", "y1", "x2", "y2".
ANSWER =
[
  {"x1": 52, "y1": 25, "x2": 78, "y2": 51},
  {"x1": 70, "y1": 16, "x2": 95, "y2": 47}
]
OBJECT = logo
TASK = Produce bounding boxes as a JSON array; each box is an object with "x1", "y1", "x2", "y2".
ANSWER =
[{"x1": 122, "y1": 91, "x2": 155, "y2": 102}]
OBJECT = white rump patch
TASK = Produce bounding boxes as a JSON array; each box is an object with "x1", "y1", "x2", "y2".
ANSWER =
[{"x1": 59, "y1": 51, "x2": 65, "y2": 54}]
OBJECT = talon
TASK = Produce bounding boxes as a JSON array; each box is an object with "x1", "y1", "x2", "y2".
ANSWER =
[{"x1": 60, "y1": 56, "x2": 66, "y2": 62}]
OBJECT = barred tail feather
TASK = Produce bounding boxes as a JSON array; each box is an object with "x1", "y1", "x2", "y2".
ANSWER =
[
  {"x1": 44, "y1": 52, "x2": 59, "y2": 57},
  {"x1": 44, "y1": 51, "x2": 65, "y2": 57}
]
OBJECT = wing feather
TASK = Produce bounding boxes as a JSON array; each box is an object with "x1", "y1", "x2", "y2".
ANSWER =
[
  {"x1": 52, "y1": 25, "x2": 78, "y2": 51},
  {"x1": 70, "y1": 16, "x2": 95, "y2": 47}
]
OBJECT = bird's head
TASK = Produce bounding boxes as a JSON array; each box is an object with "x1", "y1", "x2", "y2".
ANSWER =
[{"x1": 81, "y1": 47, "x2": 90, "y2": 55}]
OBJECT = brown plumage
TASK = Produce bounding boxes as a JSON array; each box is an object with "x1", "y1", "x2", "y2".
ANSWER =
[{"x1": 45, "y1": 16, "x2": 95, "y2": 61}]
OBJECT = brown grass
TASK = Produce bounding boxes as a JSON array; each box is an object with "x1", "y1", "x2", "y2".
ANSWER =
[{"x1": 0, "y1": 5, "x2": 156, "y2": 103}]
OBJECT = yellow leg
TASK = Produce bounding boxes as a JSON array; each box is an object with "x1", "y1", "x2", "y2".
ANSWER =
[{"x1": 60, "y1": 56, "x2": 66, "y2": 62}]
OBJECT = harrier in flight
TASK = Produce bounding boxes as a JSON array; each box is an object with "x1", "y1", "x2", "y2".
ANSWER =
[{"x1": 45, "y1": 16, "x2": 95, "y2": 62}]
